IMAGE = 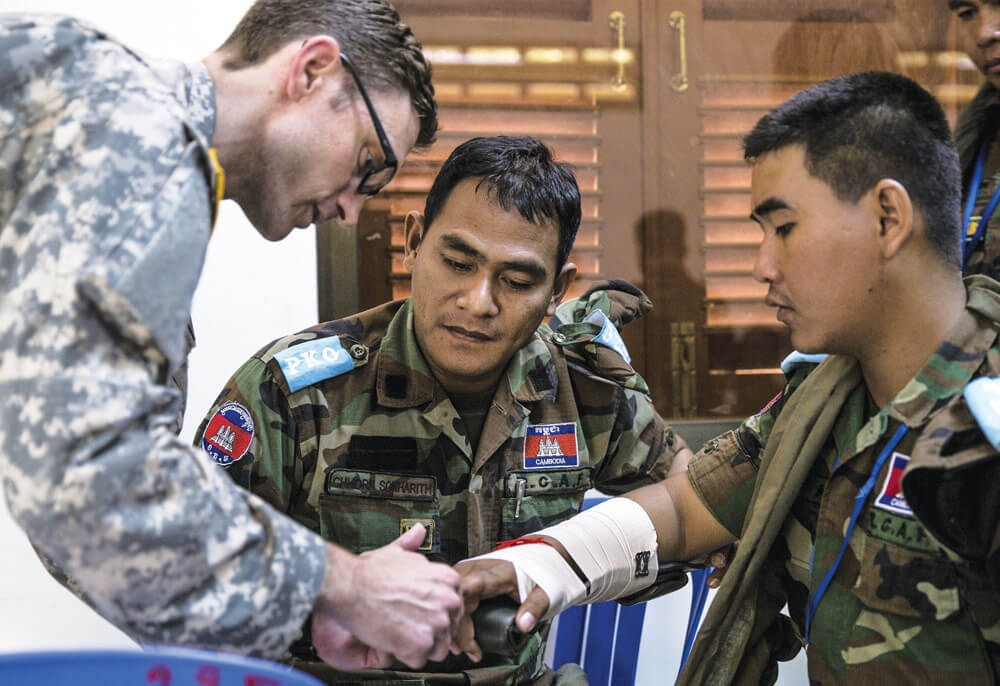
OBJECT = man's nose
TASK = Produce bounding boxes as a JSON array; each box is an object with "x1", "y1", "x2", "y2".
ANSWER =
[
  {"x1": 336, "y1": 192, "x2": 366, "y2": 228},
  {"x1": 979, "y1": 7, "x2": 1000, "y2": 48},
  {"x1": 752, "y1": 235, "x2": 781, "y2": 284},
  {"x1": 458, "y1": 275, "x2": 500, "y2": 317}
]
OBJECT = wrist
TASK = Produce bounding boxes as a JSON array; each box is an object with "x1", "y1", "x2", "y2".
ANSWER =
[{"x1": 314, "y1": 543, "x2": 360, "y2": 619}]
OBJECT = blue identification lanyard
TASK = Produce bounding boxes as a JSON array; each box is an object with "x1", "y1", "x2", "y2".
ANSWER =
[
  {"x1": 803, "y1": 423, "x2": 909, "y2": 645},
  {"x1": 962, "y1": 138, "x2": 1000, "y2": 272}
]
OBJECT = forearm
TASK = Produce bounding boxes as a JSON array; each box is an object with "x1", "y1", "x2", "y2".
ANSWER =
[
  {"x1": 625, "y1": 473, "x2": 735, "y2": 562},
  {"x1": 1, "y1": 365, "x2": 326, "y2": 658}
]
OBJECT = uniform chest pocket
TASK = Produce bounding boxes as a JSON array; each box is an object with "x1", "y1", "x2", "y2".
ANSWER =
[
  {"x1": 500, "y1": 468, "x2": 592, "y2": 541},
  {"x1": 319, "y1": 469, "x2": 440, "y2": 554},
  {"x1": 851, "y1": 509, "x2": 960, "y2": 621}
]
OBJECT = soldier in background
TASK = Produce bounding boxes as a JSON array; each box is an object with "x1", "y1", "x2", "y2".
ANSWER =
[
  {"x1": 456, "y1": 73, "x2": 1000, "y2": 684},
  {"x1": 0, "y1": 0, "x2": 463, "y2": 669},
  {"x1": 196, "y1": 136, "x2": 693, "y2": 684},
  {"x1": 951, "y1": 0, "x2": 1000, "y2": 275}
]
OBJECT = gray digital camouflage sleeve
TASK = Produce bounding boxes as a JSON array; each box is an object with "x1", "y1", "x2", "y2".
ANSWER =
[{"x1": 0, "y1": 14, "x2": 325, "y2": 658}]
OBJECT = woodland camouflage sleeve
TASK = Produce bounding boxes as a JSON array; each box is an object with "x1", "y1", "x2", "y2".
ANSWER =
[{"x1": 197, "y1": 357, "x2": 305, "y2": 520}]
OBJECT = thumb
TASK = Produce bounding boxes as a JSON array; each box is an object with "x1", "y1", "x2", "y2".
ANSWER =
[
  {"x1": 515, "y1": 586, "x2": 551, "y2": 632},
  {"x1": 395, "y1": 523, "x2": 426, "y2": 551}
]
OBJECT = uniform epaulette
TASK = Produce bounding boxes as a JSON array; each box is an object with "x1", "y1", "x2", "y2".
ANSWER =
[
  {"x1": 546, "y1": 309, "x2": 648, "y2": 395},
  {"x1": 964, "y1": 376, "x2": 1000, "y2": 451},
  {"x1": 544, "y1": 281, "x2": 650, "y2": 394},
  {"x1": 261, "y1": 333, "x2": 370, "y2": 394}
]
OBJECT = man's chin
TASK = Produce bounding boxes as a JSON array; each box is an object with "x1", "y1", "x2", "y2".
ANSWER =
[
  {"x1": 252, "y1": 219, "x2": 295, "y2": 242},
  {"x1": 235, "y1": 201, "x2": 293, "y2": 242}
]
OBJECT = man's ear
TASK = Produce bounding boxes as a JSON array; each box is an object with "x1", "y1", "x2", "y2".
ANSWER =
[
  {"x1": 546, "y1": 262, "x2": 578, "y2": 317},
  {"x1": 402, "y1": 211, "x2": 426, "y2": 272},
  {"x1": 285, "y1": 36, "x2": 341, "y2": 102},
  {"x1": 873, "y1": 179, "x2": 914, "y2": 260}
]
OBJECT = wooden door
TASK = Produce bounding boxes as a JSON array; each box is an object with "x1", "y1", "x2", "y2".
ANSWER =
[
  {"x1": 641, "y1": 0, "x2": 976, "y2": 418},
  {"x1": 316, "y1": 0, "x2": 980, "y2": 420},
  {"x1": 318, "y1": 0, "x2": 650, "y2": 371}
]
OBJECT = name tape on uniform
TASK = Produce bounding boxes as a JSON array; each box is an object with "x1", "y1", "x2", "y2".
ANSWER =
[
  {"x1": 504, "y1": 468, "x2": 592, "y2": 496},
  {"x1": 325, "y1": 469, "x2": 436, "y2": 501},
  {"x1": 524, "y1": 422, "x2": 579, "y2": 469}
]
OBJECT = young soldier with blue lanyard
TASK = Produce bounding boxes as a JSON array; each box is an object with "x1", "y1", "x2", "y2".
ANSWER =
[
  {"x1": 953, "y1": 0, "x2": 1000, "y2": 275},
  {"x1": 453, "y1": 71, "x2": 1000, "y2": 685}
]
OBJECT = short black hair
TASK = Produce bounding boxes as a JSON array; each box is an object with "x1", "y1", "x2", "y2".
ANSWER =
[
  {"x1": 423, "y1": 136, "x2": 581, "y2": 273},
  {"x1": 743, "y1": 71, "x2": 961, "y2": 267},
  {"x1": 221, "y1": 0, "x2": 437, "y2": 147}
]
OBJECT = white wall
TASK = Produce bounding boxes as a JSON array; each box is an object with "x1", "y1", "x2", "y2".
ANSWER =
[
  {"x1": 0, "y1": 0, "x2": 319, "y2": 654},
  {"x1": 0, "y1": 3, "x2": 807, "y2": 683}
]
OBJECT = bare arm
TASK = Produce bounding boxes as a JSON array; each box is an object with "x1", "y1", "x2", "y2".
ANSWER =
[
  {"x1": 454, "y1": 471, "x2": 734, "y2": 658},
  {"x1": 625, "y1": 471, "x2": 735, "y2": 562}
]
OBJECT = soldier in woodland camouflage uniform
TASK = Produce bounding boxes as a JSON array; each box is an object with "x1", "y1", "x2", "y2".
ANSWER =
[
  {"x1": 455, "y1": 74, "x2": 1000, "y2": 685},
  {"x1": 951, "y1": 0, "x2": 1000, "y2": 278},
  {"x1": 197, "y1": 136, "x2": 691, "y2": 684},
  {"x1": 0, "y1": 3, "x2": 467, "y2": 668}
]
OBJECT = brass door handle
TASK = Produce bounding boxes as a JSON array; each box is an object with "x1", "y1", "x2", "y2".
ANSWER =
[
  {"x1": 668, "y1": 10, "x2": 689, "y2": 92},
  {"x1": 609, "y1": 10, "x2": 627, "y2": 89}
]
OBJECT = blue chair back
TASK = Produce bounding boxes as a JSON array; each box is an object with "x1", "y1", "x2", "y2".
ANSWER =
[
  {"x1": 0, "y1": 646, "x2": 323, "y2": 686},
  {"x1": 551, "y1": 496, "x2": 647, "y2": 686}
]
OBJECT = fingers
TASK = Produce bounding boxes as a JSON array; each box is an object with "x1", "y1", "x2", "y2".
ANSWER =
[
  {"x1": 706, "y1": 541, "x2": 736, "y2": 589},
  {"x1": 457, "y1": 560, "x2": 519, "y2": 601},
  {"x1": 394, "y1": 523, "x2": 427, "y2": 551},
  {"x1": 312, "y1": 613, "x2": 393, "y2": 670},
  {"x1": 450, "y1": 612, "x2": 483, "y2": 663},
  {"x1": 515, "y1": 587, "x2": 550, "y2": 632}
]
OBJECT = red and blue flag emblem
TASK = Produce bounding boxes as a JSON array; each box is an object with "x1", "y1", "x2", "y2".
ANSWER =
[
  {"x1": 874, "y1": 452, "x2": 913, "y2": 516},
  {"x1": 524, "y1": 422, "x2": 579, "y2": 469},
  {"x1": 201, "y1": 401, "x2": 255, "y2": 466}
]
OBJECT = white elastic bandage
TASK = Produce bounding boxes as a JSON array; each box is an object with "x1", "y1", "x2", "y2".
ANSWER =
[
  {"x1": 537, "y1": 497, "x2": 658, "y2": 605},
  {"x1": 470, "y1": 498, "x2": 658, "y2": 620},
  {"x1": 471, "y1": 543, "x2": 587, "y2": 620}
]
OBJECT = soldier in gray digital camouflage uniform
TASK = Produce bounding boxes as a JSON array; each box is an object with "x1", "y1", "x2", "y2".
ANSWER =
[
  {"x1": 0, "y1": 0, "x2": 466, "y2": 669},
  {"x1": 196, "y1": 136, "x2": 694, "y2": 684}
]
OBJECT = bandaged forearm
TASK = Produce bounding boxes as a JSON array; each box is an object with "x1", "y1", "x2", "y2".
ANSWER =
[{"x1": 471, "y1": 498, "x2": 658, "y2": 619}]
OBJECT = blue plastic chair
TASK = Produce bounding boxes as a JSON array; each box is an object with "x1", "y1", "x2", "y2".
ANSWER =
[
  {"x1": 0, "y1": 646, "x2": 323, "y2": 686},
  {"x1": 550, "y1": 496, "x2": 648, "y2": 686},
  {"x1": 550, "y1": 496, "x2": 712, "y2": 686}
]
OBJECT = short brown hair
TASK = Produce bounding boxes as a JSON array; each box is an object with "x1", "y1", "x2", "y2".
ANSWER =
[{"x1": 220, "y1": 0, "x2": 437, "y2": 146}]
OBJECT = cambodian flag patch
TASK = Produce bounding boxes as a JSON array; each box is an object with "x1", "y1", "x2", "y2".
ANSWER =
[
  {"x1": 201, "y1": 401, "x2": 255, "y2": 466},
  {"x1": 524, "y1": 422, "x2": 579, "y2": 469},
  {"x1": 874, "y1": 452, "x2": 913, "y2": 516}
]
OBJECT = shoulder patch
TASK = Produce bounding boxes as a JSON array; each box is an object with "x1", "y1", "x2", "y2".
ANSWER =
[
  {"x1": 274, "y1": 336, "x2": 360, "y2": 393},
  {"x1": 201, "y1": 401, "x2": 254, "y2": 466},
  {"x1": 964, "y1": 376, "x2": 1000, "y2": 451},
  {"x1": 583, "y1": 309, "x2": 631, "y2": 363}
]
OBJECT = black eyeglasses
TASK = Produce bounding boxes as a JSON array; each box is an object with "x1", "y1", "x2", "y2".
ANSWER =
[{"x1": 340, "y1": 53, "x2": 398, "y2": 196}]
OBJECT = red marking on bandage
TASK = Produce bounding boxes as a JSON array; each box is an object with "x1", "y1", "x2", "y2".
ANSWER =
[{"x1": 493, "y1": 536, "x2": 554, "y2": 551}]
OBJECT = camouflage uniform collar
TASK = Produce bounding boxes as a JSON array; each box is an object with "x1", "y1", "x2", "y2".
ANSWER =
[
  {"x1": 146, "y1": 58, "x2": 217, "y2": 151},
  {"x1": 376, "y1": 300, "x2": 559, "y2": 408},
  {"x1": 852, "y1": 276, "x2": 1000, "y2": 454},
  {"x1": 506, "y1": 334, "x2": 559, "y2": 404},
  {"x1": 185, "y1": 61, "x2": 217, "y2": 149},
  {"x1": 375, "y1": 300, "x2": 440, "y2": 408}
]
